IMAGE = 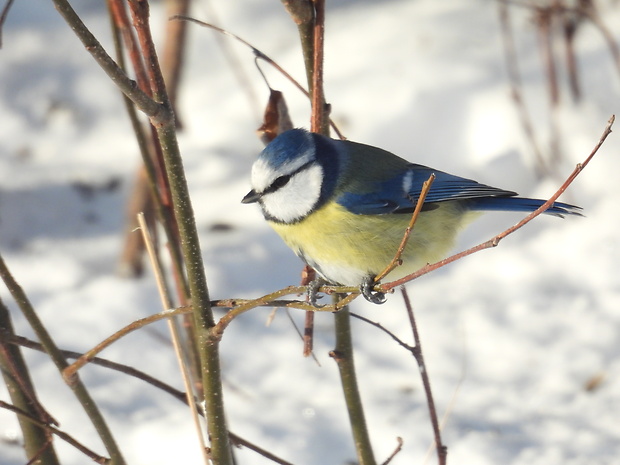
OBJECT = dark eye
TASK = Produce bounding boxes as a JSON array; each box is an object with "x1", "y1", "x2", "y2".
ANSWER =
[{"x1": 268, "y1": 174, "x2": 291, "y2": 193}]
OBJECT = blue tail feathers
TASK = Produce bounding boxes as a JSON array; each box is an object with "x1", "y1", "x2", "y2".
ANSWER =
[{"x1": 467, "y1": 197, "x2": 583, "y2": 218}]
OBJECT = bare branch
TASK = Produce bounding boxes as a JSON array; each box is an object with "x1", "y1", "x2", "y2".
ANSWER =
[
  {"x1": 0, "y1": 400, "x2": 109, "y2": 464},
  {"x1": 401, "y1": 288, "x2": 447, "y2": 465},
  {"x1": 374, "y1": 174, "x2": 435, "y2": 283},
  {"x1": 382, "y1": 115, "x2": 614, "y2": 292}
]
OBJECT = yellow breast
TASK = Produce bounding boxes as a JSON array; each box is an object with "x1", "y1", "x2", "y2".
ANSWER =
[{"x1": 269, "y1": 201, "x2": 478, "y2": 286}]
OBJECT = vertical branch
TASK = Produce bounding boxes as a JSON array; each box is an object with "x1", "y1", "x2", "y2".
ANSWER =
[
  {"x1": 156, "y1": 120, "x2": 234, "y2": 465},
  {"x1": 401, "y1": 288, "x2": 446, "y2": 465},
  {"x1": 120, "y1": 0, "x2": 205, "y2": 405},
  {"x1": 109, "y1": 0, "x2": 203, "y2": 405},
  {"x1": 281, "y1": 0, "x2": 315, "y2": 94},
  {"x1": 310, "y1": 0, "x2": 328, "y2": 134},
  {"x1": 330, "y1": 307, "x2": 377, "y2": 465},
  {"x1": 107, "y1": 0, "x2": 189, "y2": 300},
  {"x1": 0, "y1": 298, "x2": 60, "y2": 465},
  {"x1": 0, "y1": 253, "x2": 126, "y2": 465},
  {"x1": 126, "y1": 3, "x2": 233, "y2": 463},
  {"x1": 161, "y1": 0, "x2": 190, "y2": 119},
  {"x1": 283, "y1": 0, "x2": 377, "y2": 463},
  {"x1": 157, "y1": 0, "x2": 205, "y2": 401},
  {"x1": 51, "y1": 1, "x2": 233, "y2": 464},
  {"x1": 108, "y1": 0, "x2": 156, "y2": 279},
  {"x1": 138, "y1": 213, "x2": 210, "y2": 465}
]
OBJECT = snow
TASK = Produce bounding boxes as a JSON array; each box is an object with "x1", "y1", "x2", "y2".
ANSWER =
[{"x1": 1, "y1": 0, "x2": 619, "y2": 464}]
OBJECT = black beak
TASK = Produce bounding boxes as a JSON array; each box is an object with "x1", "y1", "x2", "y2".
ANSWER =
[{"x1": 241, "y1": 189, "x2": 261, "y2": 204}]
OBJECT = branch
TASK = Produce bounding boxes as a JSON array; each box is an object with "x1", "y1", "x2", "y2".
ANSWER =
[
  {"x1": 3, "y1": 331, "x2": 299, "y2": 465},
  {"x1": 1, "y1": 331, "x2": 188, "y2": 403},
  {"x1": 374, "y1": 174, "x2": 435, "y2": 283},
  {"x1": 401, "y1": 288, "x2": 446, "y2": 465},
  {"x1": 52, "y1": 0, "x2": 168, "y2": 125},
  {"x1": 382, "y1": 114, "x2": 614, "y2": 293},
  {"x1": 0, "y1": 253, "x2": 126, "y2": 464},
  {"x1": 0, "y1": 401, "x2": 109, "y2": 464},
  {"x1": 381, "y1": 437, "x2": 404, "y2": 465},
  {"x1": 138, "y1": 213, "x2": 210, "y2": 465},
  {"x1": 171, "y1": 15, "x2": 344, "y2": 139},
  {"x1": 0, "y1": 298, "x2": 60, "y2": 464}
]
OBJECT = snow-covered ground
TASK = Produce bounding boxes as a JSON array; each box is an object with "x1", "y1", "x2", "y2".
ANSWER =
[{"x1": 1, "y1": 1, "x2": 619, "y2": 464}]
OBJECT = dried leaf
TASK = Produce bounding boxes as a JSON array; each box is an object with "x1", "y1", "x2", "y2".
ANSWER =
[{"x1": 257, "y1": 89, "x2": 294, "y2": 145}]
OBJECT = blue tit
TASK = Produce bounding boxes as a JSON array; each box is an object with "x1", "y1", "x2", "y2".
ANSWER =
[{"x1": 242, "y1": 128, "x2": 581, "y2": 304}]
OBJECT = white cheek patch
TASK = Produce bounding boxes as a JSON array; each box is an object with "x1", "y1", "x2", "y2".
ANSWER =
[{"x1": 261, "y1": 163, "x2": 323, "y2": 223}]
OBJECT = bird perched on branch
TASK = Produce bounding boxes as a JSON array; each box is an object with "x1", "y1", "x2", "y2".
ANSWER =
[{"x1": 242, "y1": 128, "x2": 581, "y2": 304}]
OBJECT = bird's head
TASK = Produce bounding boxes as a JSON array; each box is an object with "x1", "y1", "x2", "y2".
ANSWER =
[{"x1": 242, "y1": 129, "x2": 340, "y2": 224}]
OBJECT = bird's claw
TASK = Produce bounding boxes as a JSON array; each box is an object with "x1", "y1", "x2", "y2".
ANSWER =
[
  {"x1": 361, "y1": 277, "x2": 386, "y2": 304},
  {"x1": 307, "y1": 277, "x2": 326, "y2": 307}
]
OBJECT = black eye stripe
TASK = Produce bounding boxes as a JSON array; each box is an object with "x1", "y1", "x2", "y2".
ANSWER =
[
  {"x1": 265, "y1": 174, "x2": 291, "y2": 194},
  {"x1": 264, "y1": 160, "x2": 314, "y2": 195}
]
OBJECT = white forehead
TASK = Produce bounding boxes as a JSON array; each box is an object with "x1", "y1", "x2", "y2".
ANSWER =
[{"x1": 251, "y1": 132, "x2": 316, "y2": 192}]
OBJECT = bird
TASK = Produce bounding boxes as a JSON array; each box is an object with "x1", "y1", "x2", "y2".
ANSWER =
[{"x1": 242, "y1": 128, "x2": 581, "y2": 304}]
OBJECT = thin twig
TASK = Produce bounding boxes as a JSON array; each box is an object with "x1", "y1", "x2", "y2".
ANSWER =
[
  {"x1": 382, "y1": 114, "x2": 614, "y2": 292},
  {"x1": 108, "y1": 0, "x2": 151, "y2": 95},
  {"x1": 52, "y1": 0, "x2": 169, "y2": 124},
  {"x1": 401, "y1": 288, "x2": 446, "y2": 465},
  {"x1": 200, "y1": 0, "x2": 262, "y2": 121},
  {"x1": 349, "y1": 312, "x2": 414, "y2": 353},
  {"x1": 171, "y1": 15, "x2": 344, "y2": 140},
  {"x1": 123, "y1": 3, "x2": 232, "y2": 463},
  {"x1": 62, "y1": 306, "x2": 183, "y2": 382},
  {"x1": 0, "y1": 299, "x2": 60, "y2": 464},
  {"x1": 62, "y1": 288, "x2": 350, "y2": 383},
  {"x1": 535, "y1": 6, "x2": 560, "y2": 107},
  {"x1": 0, "y1": 253, "x2": 126, "y2": 465},
  {"x1": 0, "y1": 401, "x2": 109, "y2": 464},
  {"x1": 374, "y1": 174, "x2": 435, "y2": 283},
  {"x1": 301, "y1": 265, "x2": 316, "y2": 357},
  {"x1": 107, "y1": 0, "x2": 189, "y2": 298},
  {"x1": 381, "y1": 437, "x2": 404, "y2": 465},
  {"x1": 2, "y1": 331, "x2": 299, "y2": 465},
  {"x1": 229, "y1": 434, "x2": 298, "y2": 465},
  {"x1": 161, "y1": 0, "x2": 190, "y2": 120},
  {"x1": 138, "y1": 213, "x2": 210, "y2": 465},
  {"x1": 1, "y1": 331, "x2": 188, "y2": 404}
]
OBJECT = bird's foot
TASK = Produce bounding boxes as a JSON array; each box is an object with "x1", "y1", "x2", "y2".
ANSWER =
[
  {"x1": 360, "y1": 276, "x2": 386, "y2": 304},
  {"x1": 307, "y1": 277, "x2": 326, "y2": 307}
]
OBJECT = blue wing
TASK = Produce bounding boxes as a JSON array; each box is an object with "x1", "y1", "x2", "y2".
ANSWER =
[{"x1": 337, "y1": 164, "x2": 581, "y2": 217}]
